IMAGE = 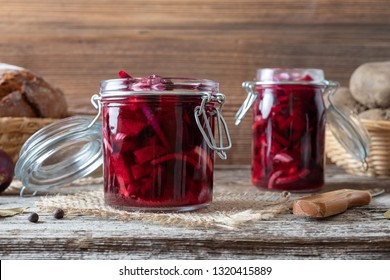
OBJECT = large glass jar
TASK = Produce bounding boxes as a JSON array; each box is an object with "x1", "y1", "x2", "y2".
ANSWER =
[
  {"x1": 236, "y1": 68, "x2": 369, "y2": 192},
  {"x1": 99, "y1": 76, "x2": 231, "y2": 211}
]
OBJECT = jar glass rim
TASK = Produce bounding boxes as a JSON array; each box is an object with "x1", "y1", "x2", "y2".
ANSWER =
[
  {"x1": 100, "y1": 77, "x2": 219, "y2": 97},
  {"x1": 255, "y1": 68, "x2": 325, "y2": 83}
]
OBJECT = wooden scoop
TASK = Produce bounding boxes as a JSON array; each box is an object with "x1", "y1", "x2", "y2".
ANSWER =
[{"x1": 292, "y1": 188, "x2": 384, "y2": 218}]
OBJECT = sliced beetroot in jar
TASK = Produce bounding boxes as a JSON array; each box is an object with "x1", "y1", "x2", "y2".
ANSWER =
[
  {"x1": 119, "y1": 70, "x2": 132, "y2": 79},
  {"x1": 123, "y1": 121, "x2": 145, "y2": 138},
  {"x1": 102, "y1": 75, "x2": 215, "y2": 209},
  {"x1": 273, "y1": 153, "x2": 293, "y2": 163},
  {"x1": 151, "y1": 152, "x2": 200, "y2": 169},
  {"x1": 191, "y1": 146, "x2": 213, "y2": 175},
  {"x1": 116, "y1": 108, "x2": 147, "y2": 138},
  {"x1": 275, "y1": 168, "x2": 310, "y2": 185},
  {"x1": 141, "y1": 105, "x2": 170, "y2": 148},
  {"x1": 267, "y1": 170, "x2": 284, "y2": 189},
  {"x1": 111, "y1": 133, "x2": 137, "y2": 154},
  {"x1": 133, "y1": 145, "x2": 167, "y2": 164},
  {"x1": 130, "y1": 163, "x2": 153, "y2": 181},
  {"x1": 113, "y1": 155, "x2": 133, "y2": 197},
  {"x1": 251, "y1": 78, "x2": 325, "y2": 191},
  {"x1": 299, "y1": 74, "x2": 314, "y2": 82}
]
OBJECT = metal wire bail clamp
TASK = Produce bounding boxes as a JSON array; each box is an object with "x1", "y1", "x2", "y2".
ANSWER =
[
  {"x1": 235, "y1": 81, "x2": 258, "y2": 125},
  {"x1": 194, "y1": 92, "x2": 232, "y2": 160},
  {"x1": 89, "y1": 94, "x2": 102, "y2": 128}
]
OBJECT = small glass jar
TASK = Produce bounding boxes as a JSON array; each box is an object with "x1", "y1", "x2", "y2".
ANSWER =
[
  {"x1": 236, "y1": 68, "x2": 370, "y2": 192},
  {"x1": 15, "y1": 75, "x2": 231, "y2": 212}
]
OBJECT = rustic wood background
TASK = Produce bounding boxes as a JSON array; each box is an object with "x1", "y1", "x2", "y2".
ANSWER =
[{"x1": 0, "y1": 0, "x2": 389, "y2": 164}]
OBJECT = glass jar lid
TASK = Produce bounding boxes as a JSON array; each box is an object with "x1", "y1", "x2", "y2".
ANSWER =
[
  {"x1": 99, "y1": 76, "x2": 220, "y2": 98},
  {"x1": 15, "y1": 116, "x2": 103, "y2": 195},
  {"x1": 256, "y1": 68, "x2": 325, "y2": 83},
  {"x1": 236, "y1": 68, "x2": 370, "y2": 168}
]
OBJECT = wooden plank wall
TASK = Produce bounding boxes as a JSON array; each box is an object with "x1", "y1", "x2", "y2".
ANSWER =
[{"x1": 0, "y1": 0, "x2": 389, "y2": 164}]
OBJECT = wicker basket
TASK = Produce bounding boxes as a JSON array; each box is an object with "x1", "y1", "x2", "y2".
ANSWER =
[
  {"x1": 326, "y1": 119, "x2": 390, "y2": 178},
  {"x1": 0, "y1": 117, "x2": 57, "y2": 162}
]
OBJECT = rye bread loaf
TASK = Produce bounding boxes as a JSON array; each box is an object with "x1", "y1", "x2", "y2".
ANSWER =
[{"x1": 0, "y1": 65, "x2": 68, "y2": 118}]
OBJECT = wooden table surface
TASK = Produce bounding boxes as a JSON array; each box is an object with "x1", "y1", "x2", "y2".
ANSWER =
[{"x1": 0, "y1": 165, "x2": 389, "y2": 260}]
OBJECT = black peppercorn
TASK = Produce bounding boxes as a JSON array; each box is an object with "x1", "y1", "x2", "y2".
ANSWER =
[
  {"x1": 54, "y1": 208, "x2": 64, "y2": 219},
  {"x1": 28, "y1": 212, "x2": 39, "y2": 223}
]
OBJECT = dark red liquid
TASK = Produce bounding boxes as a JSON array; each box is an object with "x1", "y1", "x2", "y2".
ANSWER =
[
  {"x1": 251, "y1": 84, "x2": 326, "y2": 191},
  {"x1": 102, "y1": 95, "x2": 214, "y2": 210}
]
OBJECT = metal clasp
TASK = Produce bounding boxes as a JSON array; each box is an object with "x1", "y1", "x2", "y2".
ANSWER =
[
  {"x1": 235, "y1": 81, "x2": 258, "y2": 125},
  {"x1": 194, "y1": 93, "x2": 232, "y2": 160},
  {"x1": 89, "y1": 94, "x2": 102, "y2": 129},
  {"x1": 324, "y1": 80, "x2": 340, "y2": 97}
]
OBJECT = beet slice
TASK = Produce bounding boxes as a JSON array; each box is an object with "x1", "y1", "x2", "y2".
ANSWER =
[
  {"x1": 275, "y1": 168, "x2": 310, "y2": 185},
  {"x1": 131, "y1": 163, "x2": 153, "y2": 181},
  {"x1": 0, "y1": 150, "x2": 14, "y2": 193},
  {"x1": 119, "y1": 70, "x2": 132, "y2": 78},
  {"x1": 117, "y1": 108, "x2": 147, "y2": 138},
  {"x1": 191, "y1": 146, "x2": 213, "y2": 175},
  {"x1": 113, "y1": 155, "x2": 132, "y2": 196},
  {"x1": 151, "y1": 153, "x2": 200, "y2": 169},
  {"x1": 133, "y1": 145, "x2": 167, "y2": 164},
  {"x1": 112, "y1": 133, "x2": 137, "y2": 154},
  {"x1": 299, "y1": 74, "x2": 314, "y2": 81},
  {"x1": 267, "y1": 170, "x2": 284, "y2": 189},
  {"x1": 273, "y1": 153, "x2": 293, "y2": 163},
  {"x1": 141, "y1": 105, "x2": 170, "y2": 148}
]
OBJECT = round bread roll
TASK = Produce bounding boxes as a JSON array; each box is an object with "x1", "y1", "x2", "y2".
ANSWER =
[{"x1": 0, "y1": 63, "x2": 68, "y2": 118}]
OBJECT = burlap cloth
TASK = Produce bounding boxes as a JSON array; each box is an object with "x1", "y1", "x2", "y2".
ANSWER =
[{"x1": 25, "y1": 178, "x2": 291, "y2": 230}]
